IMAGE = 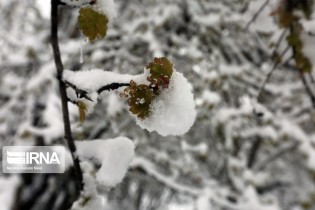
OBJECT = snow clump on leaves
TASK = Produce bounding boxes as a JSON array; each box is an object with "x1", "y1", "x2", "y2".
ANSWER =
[{"x1": 123, "y1": 57, "x2": 196, "y2": 136}]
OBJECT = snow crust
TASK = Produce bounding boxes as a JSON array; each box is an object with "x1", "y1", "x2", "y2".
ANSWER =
[
  {"x1": 135, "y1": 71, "x2": 196, "y2": 136},
  {"x1": 76, "y1": 137, "x2": 135, "y2": 187}
]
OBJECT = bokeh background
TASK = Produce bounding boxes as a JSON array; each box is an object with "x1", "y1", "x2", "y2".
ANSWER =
[{"x1": 1, "y1": 0, "x2": 315, "y2": 210}]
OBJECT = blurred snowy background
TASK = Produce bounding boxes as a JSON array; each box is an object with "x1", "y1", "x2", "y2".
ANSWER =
[{"x1": 1, "y1": 0, "x2": 315, "y2": 210}]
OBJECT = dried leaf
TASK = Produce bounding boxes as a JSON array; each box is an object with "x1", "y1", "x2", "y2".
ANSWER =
[
  {"x1": 77, "y1": 101, "x2": 87, "y2": 124},
  {"x1": 146, "y1": 57, "x2": 173, "y2": 89},
  {"x1": 123, "y1": 80, "x2": 155, "y2": 120},
  {"x1": 78, "y1": 8, "x2": 108, "y2": 41}
]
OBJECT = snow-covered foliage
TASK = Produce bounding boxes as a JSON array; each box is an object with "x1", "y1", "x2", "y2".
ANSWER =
[
  {"x1": 76, "y1": 137, "x2": 135, "y2": 187},
  {"x1": 135, "y1": 71, "x2": 196, "y2": 136},
  {"x1": 63, "y1": 63, "x2": 196, "y2": 136},
  {"x1": 2, "y1": 0, "x2": 315, "y2": 210}
]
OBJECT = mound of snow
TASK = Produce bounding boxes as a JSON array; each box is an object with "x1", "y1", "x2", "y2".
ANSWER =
[
  {"x1": 76, "y1": 137, "x2": 135, "y2": 187},
  {"x1": 135, "y1": 71, "x2": 196, "y2": 136}
]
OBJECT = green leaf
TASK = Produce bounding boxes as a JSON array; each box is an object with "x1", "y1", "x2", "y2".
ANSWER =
[
  {"x1": 78, "y1": 8, "x2": 108, "y2": 42},
  {"x1": 146, "y1": 57, "x2": 173, "y2": 89},
  {"x1": 123, "y1": 80, "x2": 155, "y2": 120}
]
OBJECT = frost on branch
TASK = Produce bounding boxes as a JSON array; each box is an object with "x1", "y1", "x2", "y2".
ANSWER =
[{"x1": 76, "y1": 137, "x2": 135, "y2": 187}]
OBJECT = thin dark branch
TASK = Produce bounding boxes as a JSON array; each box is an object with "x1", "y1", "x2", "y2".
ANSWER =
[
  {"x1": 309, "y1": 72, "x2": 315, "y2": 85},
  {"x1": 56, "y1": 0, "x2": 66, "y2": 5},
  {"x1": 97, "y1": 83, "x2": 130, "y2": 94},
  {"x1": 51, "y1": 0, "x2": 83, "y2": 194},
  {"x1": 64, "y1": 80, "x2": 93, "y2": 101},
  {"x1": 240, "y1": 0, "x2": 250, "y2": 13},
  {"x1": 257, "y1": 181, "x2": 290, "y2": 194},
  {"x1": 257, "y1": 46, "x2": 290, "y2": 102},
  {"x1": 245, "y1": 0, "x2": 270, "y2": 30},
  {"x1": 288, "y1": 24, "x2": 315, "y2": 108},
  {"x1": 247, "y1": 137, "x2": 262, "y2": 168},
  {"x1": 67, "y1": 97, "x2": 79, "y2": 105},
  {"x1": 271, "y1": 28, "x2": 288, "y2": 57},
  {"x1": 63, "y1": 79, "x2": 130, "y2": 100},
  {"x1": 300, "y1": 72, "x2": 315, "y2": 107},
  {"x1": 255, "y1": 142, "x2": 299, "y2": 171}
]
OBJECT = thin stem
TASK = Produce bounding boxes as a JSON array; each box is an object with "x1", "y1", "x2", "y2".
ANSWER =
[
  {"x1": 51, "y1": 0, "x2": 83, "y2": 194},
  {"x1": 288, "y1": 24, "x2": 315, "y2": 108},
  {"x1": 255, "y1": 142, "x2": 299, "y2": 171},
  {"x1": 257, "y1": 46, "x2": 290, "y2": 102},
  {"x1": 97, "y1": 83, "x2": 130, "y2": 94},
  {"x1": 247, "y1": 137, "x2": 262, "y2": 168},
  {"x1": 245, "y1": 0, "x2": 270, "y2": 30}
]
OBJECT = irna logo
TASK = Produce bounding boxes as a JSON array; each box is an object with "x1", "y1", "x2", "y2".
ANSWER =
[
  {"x1": 2, "y1": 146, "x2": 65, "y2": 174},
  {"x1": 7, "y1": 151, "x2": 61, "y2": 165}
]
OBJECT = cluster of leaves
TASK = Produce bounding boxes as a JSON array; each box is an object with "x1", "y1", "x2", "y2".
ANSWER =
[
  {"x1": 271, "y1": 0, "x2": 313, "y2": 72},
  {"x1": 146, "y1": 57, "x2": 173, "y2": 92},
  {"x1": 122, "y1": 57, "x2": 174, "y2": 120},
  {"x1": 78, "y1": 7, "x2": 108, "y2": 41},
  {"x1": 273, "y1": 0, "x2": 313, "y2": 28}
]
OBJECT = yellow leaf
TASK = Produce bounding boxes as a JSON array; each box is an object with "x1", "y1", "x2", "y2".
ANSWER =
[
  {"x1": 78, "y1": 8, "x2": 108, "y2": 42},
  {"x1": 77, "y1": 101, "x2": 87, "y2": 124}
]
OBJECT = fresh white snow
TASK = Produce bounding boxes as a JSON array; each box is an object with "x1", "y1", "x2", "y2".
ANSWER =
[
  {"x1": 135, "y1": 71, "x2": 196, "y2": 136},
  {"x1": 76, "y1": 137, "x2": 135, "y2": 187}
]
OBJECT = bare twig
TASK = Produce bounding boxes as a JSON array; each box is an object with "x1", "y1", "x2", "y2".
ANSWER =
[
  {"x1": 97, "y1": 83, "x2": 130, "y2": 94},
  {"x1": 299, "y1": 72, "x2": 315, "y2": 107},
  {"x1": 51, "y1": 0, "x2": 83, "y2": 194},
  {"x1": 257, "y1": 181, "x2": 290, "y2": 194},
  {"x1": 255, "y1": 142, "x2": 299, "y2": 171},
  {"x1": 257, "y1": 46, "x2": 290, "y2": 102},
  {"x1": 245, "y1": 0, "x2": 270, "y2": 30},
  {"x1": 64, "y1": 79, "x2": 130, "y2": 103},
  {"x1": 64, "y1": 80, "x2": 93, "y2": 101},
  {"x1": 309, "y1": 72, "x2": 315, "y2": 85},
  {"x1": 271, "y1": 28, "x2": 288, "y2": 56},
  {"x1": 247, "y1": 137, "x2": 262, "y2": 168},
  {"x1": 288, "y1": 23, "x2": 315, "y2": 108}
]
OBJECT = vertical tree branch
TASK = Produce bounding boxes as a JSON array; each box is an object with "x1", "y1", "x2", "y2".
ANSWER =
[{"x1": 51, "y1": 0, "x2": 83, "y2": 194}]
